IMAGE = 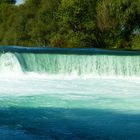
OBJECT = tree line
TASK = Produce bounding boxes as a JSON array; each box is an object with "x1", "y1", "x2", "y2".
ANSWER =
[{"x1": 0, "y1": 0, "x2": 140, "y2": 49}]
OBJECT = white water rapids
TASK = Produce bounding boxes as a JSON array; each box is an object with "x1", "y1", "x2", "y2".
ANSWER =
[{"x1": 0, "y1": 52, "x2": 140, "y2": 140}]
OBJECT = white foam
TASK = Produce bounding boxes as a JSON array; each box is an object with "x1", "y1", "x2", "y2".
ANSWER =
[{"x1": 0, "y1": 53, "x2": 23, "y2": 77}]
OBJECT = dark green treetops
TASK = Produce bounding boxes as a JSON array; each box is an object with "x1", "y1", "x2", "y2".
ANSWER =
[{"x1": 0, "y1": 0, "x2": 140, "y2": 49}]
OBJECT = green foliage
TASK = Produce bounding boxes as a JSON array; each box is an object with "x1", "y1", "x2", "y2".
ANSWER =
[
  {"x1": 0, "y1": 0, "x2": 139, "y2": 49},
  {"x1": 0, "y1": 0, "x2": 16, "y2": 4},
  {"x1": 96, "y1": 0, "x2": 140, "y2": 49},
  {"x1": 131, "y1": 35, "x2": 140, "y2": 49},
  {"x1": 52, "y1": 0, "x2": 97, "y2": 48}
]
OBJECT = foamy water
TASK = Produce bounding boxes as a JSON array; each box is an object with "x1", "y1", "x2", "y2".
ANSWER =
[{"x1": 0, "y1": 52, "x2": 140, "y2": 139}]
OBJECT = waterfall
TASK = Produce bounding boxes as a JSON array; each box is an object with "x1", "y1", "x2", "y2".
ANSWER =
[
  {"x1": 0, "y1": 52, "x2": 140, "y2": 78},
  {"x1": 0, "y1": 53, "x2": 23, "y2": 75}
]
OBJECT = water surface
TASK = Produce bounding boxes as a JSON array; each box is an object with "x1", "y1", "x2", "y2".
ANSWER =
[{"x1": 0, "y1": 53, "x2": 140, "y2": 140}]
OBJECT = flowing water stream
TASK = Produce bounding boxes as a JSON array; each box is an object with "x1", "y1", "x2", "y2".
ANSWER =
[{"x1": 0, "y1": 52, "x2": 140, "y2": 140}]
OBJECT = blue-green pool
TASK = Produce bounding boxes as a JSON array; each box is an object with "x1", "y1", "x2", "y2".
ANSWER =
[{"x1": 0, "y1": 53, "x2": 140, "y2": 140}]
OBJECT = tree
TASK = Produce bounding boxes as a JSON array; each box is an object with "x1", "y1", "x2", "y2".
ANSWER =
[
  {"x1": 0, "y1": 2, "x2": 16, "y2": 45},
  {"x1": 96, "y1": 0, "x2": 140, "y2": 49},
  {"x1": 0, "y1": 0, "x2": 139, "y2": 49},
  {"x1": 50, "y1": 0, "x2": 97, "y2": 48},
  {"x1": 0, "y1": 0, "x2": 16, "y2": 4}
]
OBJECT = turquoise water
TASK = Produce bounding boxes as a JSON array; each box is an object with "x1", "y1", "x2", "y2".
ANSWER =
[{"x1": 0, "y1": 53, "x2": 140, "y2": 139}]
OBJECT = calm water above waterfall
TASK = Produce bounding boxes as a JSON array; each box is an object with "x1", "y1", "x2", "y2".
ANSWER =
[{"x1": 0, "y1": 52, "x2": 140, "y2": 140}]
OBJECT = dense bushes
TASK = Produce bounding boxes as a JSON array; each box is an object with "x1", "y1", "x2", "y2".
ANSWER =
[{"x1": 0, "y1": 0, "x2": 140, "y2": 49}]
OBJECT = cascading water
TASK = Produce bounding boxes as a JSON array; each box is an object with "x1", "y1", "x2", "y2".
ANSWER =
[
  {"x1": 21, "y1": 54, "x2": 140, "y2": 77},
  {"x1": 0, "y1": 52, "x2": 140, "y2": 78},
  {"x1": 0, "y1": 53, "x2": 23, "y2": 76},
  {"x1": 0, "y1": 51, "x2": 140, "y2": 140}
]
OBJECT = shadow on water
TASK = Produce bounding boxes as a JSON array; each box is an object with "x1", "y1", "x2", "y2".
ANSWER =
[{"x1": 0, "y1": 107, "x2": 140, "y2": 140}]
